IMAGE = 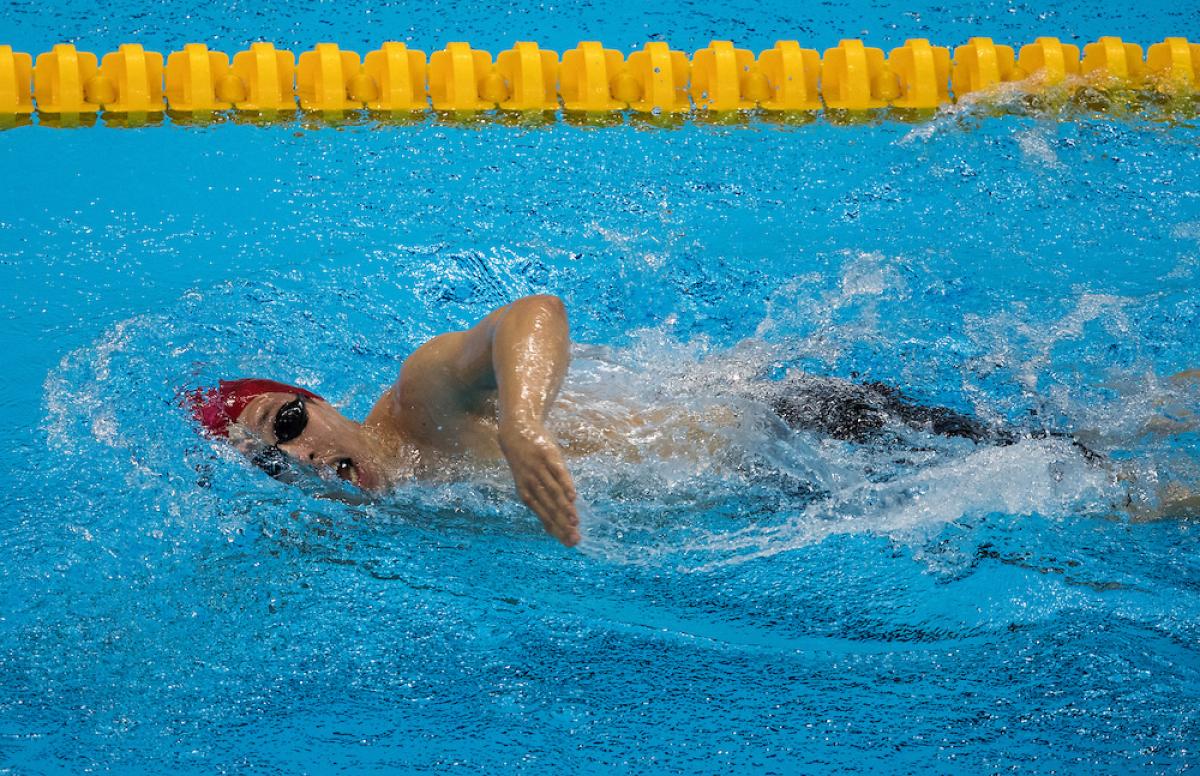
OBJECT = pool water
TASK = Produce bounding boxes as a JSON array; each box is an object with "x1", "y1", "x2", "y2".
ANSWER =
[{"x1": 3, "y1": 0, "x2": 1200, "y2": 773}]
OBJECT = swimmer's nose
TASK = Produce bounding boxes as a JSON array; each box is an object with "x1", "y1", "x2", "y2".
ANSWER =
[{"x1": 278, "y1": 440, "x2": 317, "y2": 466}]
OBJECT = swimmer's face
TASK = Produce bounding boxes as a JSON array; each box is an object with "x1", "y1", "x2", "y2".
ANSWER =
[{"x1": 232, "y1": 392, "x2": 387, "y2": 491}]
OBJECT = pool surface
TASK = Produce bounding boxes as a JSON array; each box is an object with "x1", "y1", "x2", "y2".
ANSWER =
[{"x1": 2, "y1": 0, "x2": 1199, "y2": 773}]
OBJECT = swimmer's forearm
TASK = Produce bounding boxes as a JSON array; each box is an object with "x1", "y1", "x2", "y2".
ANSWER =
[
  {"x1": 491, "y1": 295, "x2": 570, "y2": 428},
  {"x1": 489, "y1": 296, "x2": 579, "y2": 545}
]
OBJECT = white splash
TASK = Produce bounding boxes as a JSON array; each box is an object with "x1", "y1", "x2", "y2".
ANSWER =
[
  {"x1": 44, "y1": 316, "x2": 146, "y2": 454},
  {"x1": 582, "y1": 437, "x2": 1118, "y2": 571}
]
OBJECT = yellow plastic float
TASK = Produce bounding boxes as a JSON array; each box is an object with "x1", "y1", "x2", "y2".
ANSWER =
[
  {"x1": 625, "y1": 42, "x2": 689, "y2": 113},
  {"x1": 429, "y1": 42, "x2": 498, "y2": 110},
  {"x1": 756, "y1": 40, "x2": 821, "y2": 111},
  {"x1": 560, "y1": 42, "x2": 625, "y2": 112},
  {"x1": 496, "y1": 41, "x2": 558, "y2": 111},
  {"x1": 691, "y1": 40, "x2": 755, "y2": 111},
  {"x1": 33, "y1": 43, "x2": 98, "y2": 114},
  {"x1": 98, "y1": 43, "x2": 163, "y2": 113},
  {"x1": 229, "y1": 42, "x2": 296, "y2": 111},
  {"x1": 822, "y1": 39, "x2": 891, "y2": 110},
  {"x1": 1146, "y1": 37, "x2": 1200, "y2": 92},
  {"x1": 165, "y1": 43, "x2": 231, "y2": 112},
  {"x1": 362, "y1": 42, "x2": 427, "y2": 112},
  {"x1": 1016, "y1": 37, "x2": 1081, "y2": 85},
  {"x1": 888, "y1": 38, "x2": 950, "y2": 108},
  {"x1": 0, "y1": 45, "x2": 33, "y2": 114},
  {"x1": 951, "y1": 37, "x2": 1017, "y2": 96},
  {"x1": 1081, "y1": 36, "x2": 1143, "y2": 84},
  {"x1": 296, "y1": 43, "x2": 361, "y2": 111}
]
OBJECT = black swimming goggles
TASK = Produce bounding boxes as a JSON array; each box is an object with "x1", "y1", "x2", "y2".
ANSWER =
[
  {"x1": 251, "y1": 395, "x2": 309, "y2": 478},
  {"x1": 272, "y1": 394, "x2": 309, "y2": 444}
]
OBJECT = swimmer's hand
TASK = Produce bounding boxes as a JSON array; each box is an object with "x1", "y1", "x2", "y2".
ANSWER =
[{"x1": 499, "y1": 420, "x2": 579, "y2": 547}]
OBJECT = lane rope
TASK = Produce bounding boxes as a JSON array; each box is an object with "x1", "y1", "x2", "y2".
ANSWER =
[{"x1": 0, "y1": 37, "x2": 1196, "y2": 124}]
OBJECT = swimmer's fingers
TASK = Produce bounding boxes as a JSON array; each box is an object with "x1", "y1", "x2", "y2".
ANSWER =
[
  {"x1": 533, "y1": 448, "x2": 577, "y2": 519},
  {"x1": 529, "y1": 474, "x2": 578, "y2": 545},
  {"x1": 539, "y1": 469, "x2": 577, "y2": 518},
  {"x1": 535, "y1": 467, "x2": 578, "y2": 527},
  {"x1": 534, "y1": 450, "x2": 579, "y2": 543},
  {"x1": 513, "y1": 467, "x2": 570, "y2": 544},
  {"x1": 546, "y1": 455, "x2": 577, "y2": 503},
  {"x1": 498, "y1": 423, "x2": 579, "y2": 546},
  {"x1": 519, "y1": 481, "x2": 577, "y2": 546}
]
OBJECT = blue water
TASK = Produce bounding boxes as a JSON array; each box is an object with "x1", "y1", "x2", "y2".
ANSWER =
[{"x1": 3, "y1": 1, "x2": 1200, "y2": 773}]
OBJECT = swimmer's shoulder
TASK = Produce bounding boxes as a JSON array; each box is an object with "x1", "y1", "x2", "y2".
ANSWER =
[
  {"x1": 364, "y1": 329, "x2": 498, "y2": 443},
  {"x1": 364, "y1": 385, "x2": 402, "y2": 435},
  {"x1": 363, "y1": 335, "x2": 457, "y2": 432}
]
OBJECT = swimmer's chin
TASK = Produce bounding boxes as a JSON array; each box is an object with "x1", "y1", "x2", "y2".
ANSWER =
[
  {"x1": 351, "y1": 459, "x2": 418, "y2": 495},
  {"x1": 298, "y1": 464, "x2": 410, "y2": 504}
]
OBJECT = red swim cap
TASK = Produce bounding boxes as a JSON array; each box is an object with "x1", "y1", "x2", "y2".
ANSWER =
[{"x1": 189, "y1": 378, "x2": 322, "y2": 437}]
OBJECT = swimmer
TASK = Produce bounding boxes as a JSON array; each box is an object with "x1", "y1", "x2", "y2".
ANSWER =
[
  {"x1": 191, "y1": 295, "x2": 1200, "y2": 545},
  {"x1": 193, "y1": 295, "x2": 582, "y2": 544}
]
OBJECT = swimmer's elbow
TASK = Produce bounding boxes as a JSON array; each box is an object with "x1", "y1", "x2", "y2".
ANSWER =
[
  {"x1": 515, "y1": 293, "x2": 567, "y2": 319},
  {"x1": 507, "y1": 294, "x2": 569, "y2": 338}
]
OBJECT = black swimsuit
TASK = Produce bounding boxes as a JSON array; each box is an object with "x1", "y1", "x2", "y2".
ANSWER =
[
  {"x1": 770, "y1": 376, "x2": 1000, "y2": 444},
  {"x1": 769, "y1": 375, "x2": 1102, "y2": 462}
]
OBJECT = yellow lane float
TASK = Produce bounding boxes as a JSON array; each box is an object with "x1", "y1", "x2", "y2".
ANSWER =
[
  {"x1": 756, "y1": 40, "x2": 821, "y2": 111},
  {"x1": 362, "y1": 42, "x2": 427, "y2": 112},
  {"x1": 229, "y1": 42, "x2": 296, "y2": 112},
  {"x1": 951, "y1": 37, "x2": 1017, "y2": 96},
  {"x1": 166, "y1": 44, "x2": 231, "y2": 112},
  {"x1": 822, "y1": 39, "x2": 891, "y2": 110}
]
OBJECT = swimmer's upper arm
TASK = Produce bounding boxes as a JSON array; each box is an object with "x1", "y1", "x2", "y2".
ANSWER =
[
  {"x1": 367, "y1": 296, "x2": 567, "y2": 436},
  {"x1": 441, "y1": 305, "x2": 513, "y2": 392},
  {"x1": 376, "y1": 304, "x2": 512, "y2": 420},
  {"x1": 405, "y1": 295, "x2": 567, "y2": 399}
]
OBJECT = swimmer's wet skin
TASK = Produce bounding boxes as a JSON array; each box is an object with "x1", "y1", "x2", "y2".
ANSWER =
[{"x1": 190, "y1": 295, "x2": 1193, "y2": 545}]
